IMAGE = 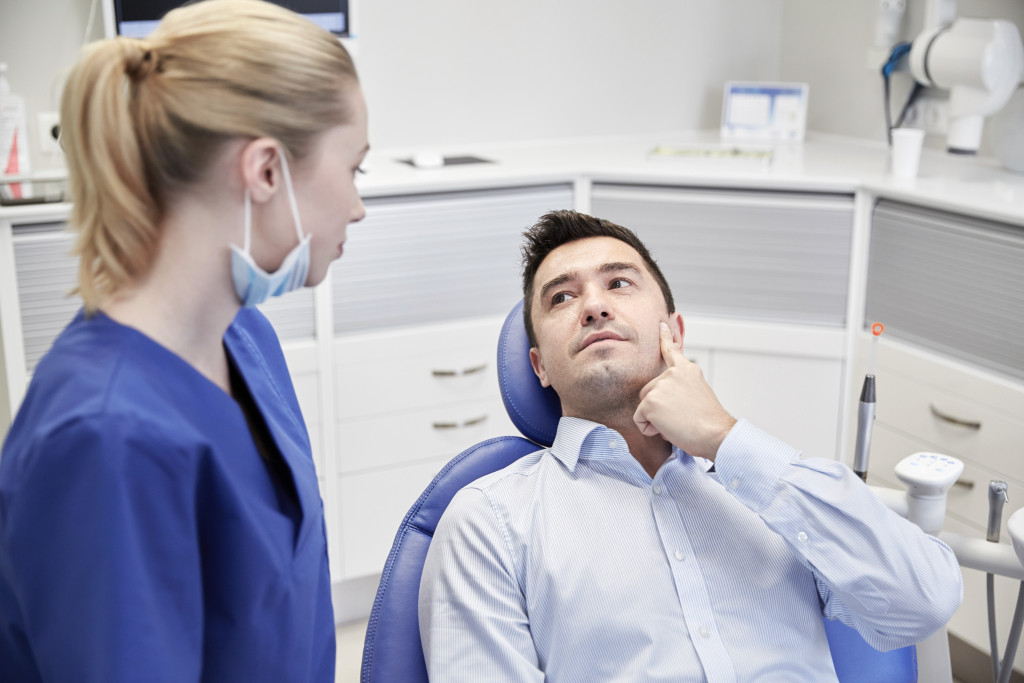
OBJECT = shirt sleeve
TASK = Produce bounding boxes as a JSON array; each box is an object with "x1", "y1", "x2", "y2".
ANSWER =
[
  {"x1": 418, "y1": 487, "x2": 544, "y2": 682},
  {"x1": 711, "y1": 419, "x2": 963, "y2": 651},
  {"x1": 2, "y1": 414, "x2": 203, "y2": 682}
]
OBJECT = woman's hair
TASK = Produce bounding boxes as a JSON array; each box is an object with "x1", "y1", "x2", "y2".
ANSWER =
[{"x1": 60, "y1": 0, "x2": 359, "y2": 311}]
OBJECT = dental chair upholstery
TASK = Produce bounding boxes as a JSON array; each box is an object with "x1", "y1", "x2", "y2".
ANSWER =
[{"x1": 361, "y1": 300, "x2": 917, "y2": 683}]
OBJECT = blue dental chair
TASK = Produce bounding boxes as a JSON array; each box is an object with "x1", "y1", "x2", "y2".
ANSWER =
[{"x1": 361, "y1": 300, "x2": 917, "y2": 683}]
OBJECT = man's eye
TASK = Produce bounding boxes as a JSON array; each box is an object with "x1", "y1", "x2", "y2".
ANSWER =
[
  {"x1": 355, "y1": 166, "x2": 367, "y2": 175},
  {"x1": 552, "y1": 292, "x2": 573, "y2": 305},
  {"x1": 610, "y1": 278, "x2": 633, "y2": 289}
]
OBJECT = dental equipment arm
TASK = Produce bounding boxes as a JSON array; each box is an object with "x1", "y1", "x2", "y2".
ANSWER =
[
  {"x1": 908, "y1": 17, "x2": 1024, "y2": 154},
  {"x1": 869, "y1": 467, "x2": 1024, "y2": 683}
]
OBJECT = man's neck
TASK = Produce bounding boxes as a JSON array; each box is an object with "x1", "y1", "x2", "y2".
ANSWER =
[{"x1": 566, "y1": 405, "x2": 672, "y2": 479}]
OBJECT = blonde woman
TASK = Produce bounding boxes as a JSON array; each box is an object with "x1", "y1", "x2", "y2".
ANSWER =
[{"x1": 0, "y1": 1, "x2": 367, "y2": 680}]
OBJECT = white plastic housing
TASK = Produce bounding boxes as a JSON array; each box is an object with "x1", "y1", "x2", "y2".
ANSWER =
[
  {"x1": 909, "y1": 18, "x2": 1024, "y2": 152},
  {"x1": 894, "y1": 452, "x2": 964, "y2": 534},
  {"x1": 1009, "y1": 507, "x2": 1024, "y2": 568}
]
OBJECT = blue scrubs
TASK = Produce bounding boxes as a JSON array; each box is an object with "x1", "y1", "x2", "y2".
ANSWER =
[{"x1": 0, "y1": 308, "x2": 334, "y2": 682}]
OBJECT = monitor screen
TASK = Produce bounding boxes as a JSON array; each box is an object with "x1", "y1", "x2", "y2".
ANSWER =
[{"x1": 109, "y1": 0, "x2": 349, "y2": 38}]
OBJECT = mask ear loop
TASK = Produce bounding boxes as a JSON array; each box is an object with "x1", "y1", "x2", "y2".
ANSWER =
[
  {"x1": 242, "y1": 188, "x2": 252, "y2": 253},
  {"x1": 277, "y1": 149, "x2": 306, "y2": 241}
]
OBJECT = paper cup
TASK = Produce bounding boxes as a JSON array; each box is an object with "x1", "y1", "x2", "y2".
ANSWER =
[{"x1": 890, "y1": 128, "x2": 926, "y2": 179}]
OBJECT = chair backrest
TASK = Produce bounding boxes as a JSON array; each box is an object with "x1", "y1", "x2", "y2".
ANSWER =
[{"x1": 361, "y1": 300, "x2": 917, "y2": 683}]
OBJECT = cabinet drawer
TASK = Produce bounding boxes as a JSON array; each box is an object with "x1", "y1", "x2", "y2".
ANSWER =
[
  {"x1": 334, "y1": 317, "x2": 505, "y2": 419},
  {"x1": 872, "y1": 364, "x2": 1024, "y2": 482},
  {"x1": 338, "y1": 457, "x2": 451, "y2": 580},
  {"x1": 336, "y1": 397, "x2": 518, "y2": 474},
  {"x1": 868, "y1": 424, "x2": 1023, "y2": 536}
]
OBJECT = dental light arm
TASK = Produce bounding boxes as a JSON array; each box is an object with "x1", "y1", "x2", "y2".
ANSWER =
[{"x1": 909, "y1": 18, "x2": 1024, "y2": 154}]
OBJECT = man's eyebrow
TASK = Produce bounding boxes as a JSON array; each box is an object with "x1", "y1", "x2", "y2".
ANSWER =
[
  {"x1": 600, "y1": 262, "x2": 643, "y2": 277},
  {"x1": 538, "y1": 271, "x2": 579, "y2": 304}
]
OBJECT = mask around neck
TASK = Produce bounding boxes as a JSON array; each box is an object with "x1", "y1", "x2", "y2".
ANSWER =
[{"x1": 230, "y1": 149, "x2": 311, "y2": 308}]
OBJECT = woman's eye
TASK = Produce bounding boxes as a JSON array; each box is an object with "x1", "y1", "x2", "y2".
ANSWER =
[{"x1": 610, "y1": 278, "x2": 632, "y2": 289}]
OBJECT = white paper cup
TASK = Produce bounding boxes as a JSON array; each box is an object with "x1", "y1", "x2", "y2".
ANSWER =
[{"x1": 890, "y1": 128, "x2": 926, "y2": 179}]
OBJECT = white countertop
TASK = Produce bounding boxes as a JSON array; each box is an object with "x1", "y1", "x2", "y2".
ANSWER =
[{"x1": 8, "y1": 131, "x2": 1024, "y2": 227}]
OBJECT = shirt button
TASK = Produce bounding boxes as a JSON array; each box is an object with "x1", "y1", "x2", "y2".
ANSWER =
[
  {"x1": 652, "y1": 485, "x2": 662, "y2": 495},
  {"x1": 674, "y1": 549, "x2": 685, "y2": 561},
  {"x1": 608, "y1": 440, "x2": 620, "y2": 449},
  {"x1": 797, "y1": 531, "x2": 808, "y2": 542},
  {"x1": 729, "y1": 478, "x2": 740, "y2": 490},
  {"x1": 698, "y1": 626, "x2": 710, "y2": 638}
]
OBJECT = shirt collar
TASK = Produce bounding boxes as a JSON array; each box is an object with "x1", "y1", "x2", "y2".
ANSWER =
[
  {"x1": 549, "y1": 417, "x2": 614, "y2": 472},
  {"x1": 548, "y1": 416, "x2": 715, "y2": 476}
]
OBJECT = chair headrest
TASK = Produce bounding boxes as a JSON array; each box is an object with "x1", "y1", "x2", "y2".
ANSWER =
[{"x1": 497, "y1": 300, "x2": 562, "y2": 447}]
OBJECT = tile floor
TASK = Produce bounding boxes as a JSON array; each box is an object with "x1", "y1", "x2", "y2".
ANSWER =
[{"x1": 336, "y1": 619, "x2": 368, "y2": 683}]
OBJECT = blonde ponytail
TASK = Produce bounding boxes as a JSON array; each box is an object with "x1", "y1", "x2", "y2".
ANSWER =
[
  {"x1": 61, "y1": 38, "x2": 161, "y2": 309},
  {"x1": 59, "y1": 0, "x2": 358, "y2": 311}
]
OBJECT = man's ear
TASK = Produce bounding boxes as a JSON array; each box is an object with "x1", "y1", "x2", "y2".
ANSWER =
[
  {"x1": 529, "y1": 347, "x2": 551, "y2": 387},
  {"x1": 668, "y1": 312, "x2": 685, "y2": 352},
  {"x1": 240, "y1": 138, "x2": 284, "y2": 204}
]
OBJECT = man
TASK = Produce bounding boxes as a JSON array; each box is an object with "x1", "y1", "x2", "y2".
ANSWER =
[{"x1": 419, "y1": 210, "x2": 962, "y2": 682}]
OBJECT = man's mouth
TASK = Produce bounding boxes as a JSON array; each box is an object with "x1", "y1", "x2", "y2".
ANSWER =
[{"x1": 577, "y1": 330, "x2": 627, "y2": 353}]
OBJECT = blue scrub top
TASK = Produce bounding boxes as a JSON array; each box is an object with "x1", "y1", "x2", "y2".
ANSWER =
[{"x1": 0, "y1": 308, "x2": 335, "y2": 682}]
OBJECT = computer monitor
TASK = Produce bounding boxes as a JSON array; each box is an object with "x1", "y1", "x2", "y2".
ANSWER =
[{"x1": 102, "y1": 0, "x2": 350, "y2": 39}]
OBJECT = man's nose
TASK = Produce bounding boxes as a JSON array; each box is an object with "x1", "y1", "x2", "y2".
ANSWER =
[{"x1": 580, "y1": 288, "x2": 613, "y2": 325}]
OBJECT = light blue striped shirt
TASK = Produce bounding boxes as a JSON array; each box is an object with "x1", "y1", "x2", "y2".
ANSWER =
[{"x1": 419, "y1": 418, "x2": 962, "y2": 682}]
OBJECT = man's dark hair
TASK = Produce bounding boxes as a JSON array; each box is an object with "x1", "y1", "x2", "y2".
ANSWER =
[{"x1": 521, "y1": 210, "x2": 675, "y2": 347}]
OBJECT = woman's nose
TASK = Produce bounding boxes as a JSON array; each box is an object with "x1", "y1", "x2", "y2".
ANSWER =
[{"x1": 350, "y1": 193, "x2": 366, "y2": 224}]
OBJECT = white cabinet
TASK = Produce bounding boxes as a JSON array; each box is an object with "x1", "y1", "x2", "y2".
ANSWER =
[
  {"x1": 711, "y1": 349, "x2": 843, "y2": 460},
  {"x1": 332, "y1": 317, "x2": 518, "y2": 580}
]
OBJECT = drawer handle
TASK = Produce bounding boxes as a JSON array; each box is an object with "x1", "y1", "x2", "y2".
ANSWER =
[
  {"x1": 432, "y1": 415, "x2": 488, "y2": 430},
  {"x1": 929, "y1": 404, "x2": 982, "y2": 430},
  {"x1": 952, "y1": 478, "x2": 975, "y2": 491},
  {"x1": 432, "y1": 363, "x2": 488, "y2": 378}
]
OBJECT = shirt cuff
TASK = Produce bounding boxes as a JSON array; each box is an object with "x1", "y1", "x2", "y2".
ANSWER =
[{"x1": 713, "y1": 419, "x2": 801, "y2": 512}]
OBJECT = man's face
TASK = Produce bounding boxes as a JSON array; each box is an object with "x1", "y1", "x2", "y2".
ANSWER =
[{"x1": 528, "y1": 236, "x2": 683, "y2": 418}]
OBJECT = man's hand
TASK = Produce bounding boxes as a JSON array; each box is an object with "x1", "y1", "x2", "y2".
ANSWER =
[{"x1": 633, "y1": 322, "x2": 737, "y2": 461}]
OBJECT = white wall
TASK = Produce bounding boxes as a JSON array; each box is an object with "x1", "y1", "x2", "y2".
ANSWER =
[
  {"x1": 355, "y1": 0, "x2": 784, "y2": 149},
  {"x1": 1, "y1": 0, "x2": 784, "y2": 167},
  {"x1": 0, "y1": 0, "x2": 104, "y2": 173}
]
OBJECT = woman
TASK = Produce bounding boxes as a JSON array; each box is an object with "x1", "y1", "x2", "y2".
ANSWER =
[{"x1": 0, "y1": 1, "x2": 367, "y2": 680}]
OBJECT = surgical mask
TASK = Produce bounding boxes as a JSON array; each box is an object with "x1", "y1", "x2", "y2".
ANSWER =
[{"x1": 231, "y1": 150, "x2": 311, "y2": 307}]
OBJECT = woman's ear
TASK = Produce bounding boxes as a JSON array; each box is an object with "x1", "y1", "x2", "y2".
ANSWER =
[{"x1": 239, "y1": 138, "x2": 283, "y2": 204}]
